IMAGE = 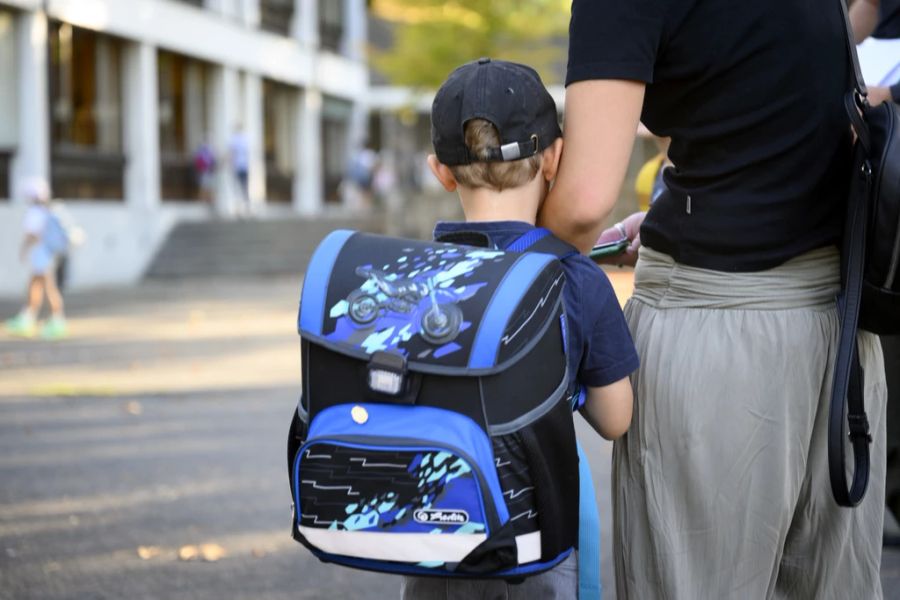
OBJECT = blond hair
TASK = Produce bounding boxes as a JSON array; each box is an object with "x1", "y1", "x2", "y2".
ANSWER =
[{"x1": 450, "y1": 119, "x2": 541, "y2": 192}]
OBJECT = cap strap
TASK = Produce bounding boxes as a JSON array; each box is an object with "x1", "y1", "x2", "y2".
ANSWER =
[{"x1": 472, "y1": 135, "x2": 539, "y2": 163}]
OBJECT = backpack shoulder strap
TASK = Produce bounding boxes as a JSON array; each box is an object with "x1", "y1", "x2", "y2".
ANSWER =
[{"x1": 505, "y1": 227, "x2": 579, "y2": 260}]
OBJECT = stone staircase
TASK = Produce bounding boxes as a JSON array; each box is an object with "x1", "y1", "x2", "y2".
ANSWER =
[{"x1": 145, "y1": 214, "x2": 386, "y2": 279}]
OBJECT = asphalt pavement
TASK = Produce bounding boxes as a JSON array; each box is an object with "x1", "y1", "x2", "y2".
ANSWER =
[{"x1": 0, "y1": 276, "x2": 897, "y2": 599}]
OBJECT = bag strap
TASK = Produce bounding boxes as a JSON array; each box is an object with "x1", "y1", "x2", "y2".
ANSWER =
[
  {"x1": 829, "y1": 151, "x2": 873, "y2": 507},
  {"x1": 827, "y1": 0, "x2": 876, "y2": 508},
  {"x1": 836, "y1": 0, "x2": 868, "y2": 100},
  {"x1": 505, "y1": 227, "x2": 579, "y2": 260}
]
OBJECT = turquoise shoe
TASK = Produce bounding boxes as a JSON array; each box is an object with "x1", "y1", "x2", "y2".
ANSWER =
[
  {"x1": 40, "y1": 316, "x2": 68, "y2": 340},
  {"x1": 4, "y1": 314, "x2": 36, "y2": 338}
]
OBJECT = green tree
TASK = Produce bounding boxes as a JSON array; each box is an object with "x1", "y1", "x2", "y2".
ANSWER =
[{"x1": 370, "y1": 0, "x2": 570, "y2": 89}]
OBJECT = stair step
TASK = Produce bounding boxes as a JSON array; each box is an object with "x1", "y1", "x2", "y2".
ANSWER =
[{"x1": 145, "y1": 214, "x2": 386, "y2": 279}]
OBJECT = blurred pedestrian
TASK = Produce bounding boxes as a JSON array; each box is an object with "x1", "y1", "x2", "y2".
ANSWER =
[
  {"x1": 851, "y1": 0, "x2": 900, "y2": 106},
  {"x1": 345, "y1": 144, "x2": 377, "y2": 210},
  {"x1": 4, "y1": 178, "x2": 69, "y2": 340},
  {"x1": 228, "y1": 124, "x2": 251, "y2": 215},
  {"x1": 634, "y1": 136, "x2": 671, "y2": 212},
  {"x1": 193, "y1": 138, "x2": 217, "y2": 205}
]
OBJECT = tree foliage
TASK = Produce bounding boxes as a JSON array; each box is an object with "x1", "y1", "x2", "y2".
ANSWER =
[{"x1": 370, "y1": 0, "x2": 570, "y2": 89}]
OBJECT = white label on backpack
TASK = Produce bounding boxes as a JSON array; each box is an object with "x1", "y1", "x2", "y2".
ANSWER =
[{"x1": 413, "y1": 509, "x2": 469, "y2": 525}]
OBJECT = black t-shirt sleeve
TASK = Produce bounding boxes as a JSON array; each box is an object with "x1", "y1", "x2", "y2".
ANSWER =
[
  {"x1": 576, "y1": 263, "x2": 640, "y2": 388},
  {"x1": 566, "y1": 0, "x2": 667, "y2": 86}
]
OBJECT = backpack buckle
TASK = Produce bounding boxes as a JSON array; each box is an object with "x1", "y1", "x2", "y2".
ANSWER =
[
  {"x1": 847, "y1": 412, "x2": 872, "y2": 444},
  {"x1": 368, "y1": 351, "x2": 407, "y2": 396}
]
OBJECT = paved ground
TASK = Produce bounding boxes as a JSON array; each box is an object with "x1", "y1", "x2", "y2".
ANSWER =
[{"x1": 0, "y1": 275, "x2": 897, "y2": 599}]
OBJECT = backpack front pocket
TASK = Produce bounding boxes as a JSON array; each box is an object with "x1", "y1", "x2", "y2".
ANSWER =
[{"x1": 292, "y1": 403, "x2": 509, "y2": 568}]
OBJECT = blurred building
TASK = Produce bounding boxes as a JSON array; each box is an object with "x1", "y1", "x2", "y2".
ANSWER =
[{"x1": 0, "y1": 0, "x2": 368, "y2": 295}]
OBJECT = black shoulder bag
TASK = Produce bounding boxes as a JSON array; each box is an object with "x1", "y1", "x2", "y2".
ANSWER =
[{"x1": 829, "y1": 0, "x2": 900, "y2": 507}]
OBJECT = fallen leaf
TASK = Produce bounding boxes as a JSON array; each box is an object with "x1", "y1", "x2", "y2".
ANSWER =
[
  {"x1": 200, "y1": 543, "x2": 226, "y2": 562},
  {"x1": 137, "y1": 546, "x2": 161, "y2": 560},
  {"x1": 178, "y1": 545, "x2": 199, "y2": 561}
]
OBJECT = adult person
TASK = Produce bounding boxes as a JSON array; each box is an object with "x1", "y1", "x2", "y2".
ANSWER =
[
  {"x1": 228, "y1": 124, "x2": 251, "y2": 215},
  {"x1": 193, "y1": 138, "x2": 217, "y2": 206},
  {"x1": 851, "y1": 0, "x2": 900, "y2": 107},
  {"x1": 850, "y1": 0, "x2": 900, "y2": 547},
  {"x1": 539, "y1": 0, "x2": 888, "y2": 597}
]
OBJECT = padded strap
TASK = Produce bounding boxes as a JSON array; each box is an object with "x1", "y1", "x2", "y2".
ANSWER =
[
  {"x1": 828, "y1": 147, "x2": 873, "y2": 507},
  {"x1": 505, "y1": 227, "x2": 579, "y2": 260}
]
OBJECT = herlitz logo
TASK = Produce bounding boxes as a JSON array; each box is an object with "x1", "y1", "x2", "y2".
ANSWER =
[{"x1": 413, "y1": 508, "x2": 469, "y2": 525}]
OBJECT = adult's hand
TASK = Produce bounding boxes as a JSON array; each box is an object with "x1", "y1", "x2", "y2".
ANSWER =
[
  {"x1": 593, "y1": 211, "x2": 645, "y2": 267},
  {"x1": 539, "y1": 80, "x2": 646, "y2": 254}
]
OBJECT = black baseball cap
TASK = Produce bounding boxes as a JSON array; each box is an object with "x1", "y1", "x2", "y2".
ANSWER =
[{"x1": 431, "y1": 58, "x2": 562, "y2": 167}]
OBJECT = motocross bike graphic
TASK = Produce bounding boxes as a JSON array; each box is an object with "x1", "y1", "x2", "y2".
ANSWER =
[{"x1": 347, "y1": 266, "x2": 463, "y2": 345}]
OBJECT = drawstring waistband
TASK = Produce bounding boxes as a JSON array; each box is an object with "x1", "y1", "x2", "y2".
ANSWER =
[{"x1": 631, "y1": 246, "x2": 841, "y2": 310}]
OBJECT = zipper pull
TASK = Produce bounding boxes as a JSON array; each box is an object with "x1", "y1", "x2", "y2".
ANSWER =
[{"x1": 686, "y1": 194, "x2": 692, "y2": 215}]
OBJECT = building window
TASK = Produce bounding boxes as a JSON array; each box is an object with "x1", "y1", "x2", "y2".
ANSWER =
[
  {"x1": 318, "y1": 0, "x2": 344, "y2": 53},
  {"x1": 0, "y1": 9, "x2": 15, "y2": 200},
  {"x1": 260, "y1": 0, "x2": 294, "y2": 36},
  {"x1": 49, "y1": 22, "x2": 124, "y2": 200},
  {"x1": 158, "y1": 50, "x2": 210, "y2": 201},
  {"x1": 263, "y1": 80, "x2": 297, "y2": 203},
  {"x1": 321, "y1": 95, "x2": 351, "y2": 203}
]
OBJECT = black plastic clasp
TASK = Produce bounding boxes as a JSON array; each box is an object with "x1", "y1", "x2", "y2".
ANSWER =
[
  {"x1": 848, "y1": 412, "x2": 873, "y2": 444},
  {"x1": 366, "y1": 351, "x2": 420, "y2": 404}
]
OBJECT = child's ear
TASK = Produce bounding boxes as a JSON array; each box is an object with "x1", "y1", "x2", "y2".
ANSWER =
[
  {"x1": 427, "y1": 154, "x2": 458, "y2": 192},
  {"x1": 541, "y1": 138, "x2": 564, "y2": 182}
]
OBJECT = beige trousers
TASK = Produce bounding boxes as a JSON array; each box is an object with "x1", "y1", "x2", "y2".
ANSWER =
[{"x1": 613, "y1": 246, "x2": 887, "y2": 600}]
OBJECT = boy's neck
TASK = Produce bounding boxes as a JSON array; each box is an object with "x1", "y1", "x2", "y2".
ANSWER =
[{"x1": 457, "y1": 177, "x2": 544, "y2": 225}]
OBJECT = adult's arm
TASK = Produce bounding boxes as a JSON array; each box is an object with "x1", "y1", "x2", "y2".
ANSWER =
[
  {"x1": 538, "y1": 80, "x2": 646, "y2": 254},
  {"x1": 850, "y1": 0, "x2": 880, "y2": 43}
]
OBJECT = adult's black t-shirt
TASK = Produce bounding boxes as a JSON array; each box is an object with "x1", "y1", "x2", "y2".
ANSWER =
[
  {"x1": 874, "y1": 0, "x2": 900, "y2": 38},
  {"x1": 567, "y1": 0, "x2": 853, "y2": 272}
]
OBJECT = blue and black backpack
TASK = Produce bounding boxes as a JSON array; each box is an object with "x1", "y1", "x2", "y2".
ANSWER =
[{"x1": 288, "y1": 228, "x2": 579, "y2": 579}]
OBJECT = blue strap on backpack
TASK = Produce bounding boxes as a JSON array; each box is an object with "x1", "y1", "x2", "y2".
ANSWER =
[{"x1": 506, "y1": 229, "x2": 602, "y2": 598}]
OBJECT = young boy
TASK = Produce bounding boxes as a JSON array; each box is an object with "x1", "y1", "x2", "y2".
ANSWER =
[
  {"x1": 401, "y1": 58, "x2": 638, "y2": 599},
  {"x1": 4, "y1": 178, "x2": 68, "y2": 340}
]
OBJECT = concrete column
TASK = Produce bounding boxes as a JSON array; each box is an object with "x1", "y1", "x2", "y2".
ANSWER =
[
  {"x1": 123, "y1": 42, "x2": 160, "y2": 211},
  {"x1": 345, "y1": 0, "x2": 368, "y2": 150},
  {"x1": 295, "y1": 87, "x2": 322, "y2": 214},
  {"x1": 12, "y1": 10, "x2": 49, "y2": 204},
  {"x1": 295, "y1": 0, "x2": 319, "y2": 49},
  {"x1": 240, "y1": 0, "x2": 260, "y2": 28},
  {"x1": 242, "y1": 72, "x2": 265, "y2": 211},
  {"x1": 207, "y1": 0, "x2": 241, "y2": 20},
  {"x1": 343, "y1": 0, "x2": 366, "y2": 61},
  {"x1": 209, "y1": 64, "x2": 240, "y2": 216}
]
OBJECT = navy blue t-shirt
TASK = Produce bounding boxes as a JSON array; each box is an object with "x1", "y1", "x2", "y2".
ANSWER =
[{"x1": 433, "y1": 221, "x2": 639, "y2": 404}]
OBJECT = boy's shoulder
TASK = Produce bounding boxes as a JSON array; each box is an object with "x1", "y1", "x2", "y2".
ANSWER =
[{"x1": 558, "y1": 250, "x2": 619, "y2": 315}]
